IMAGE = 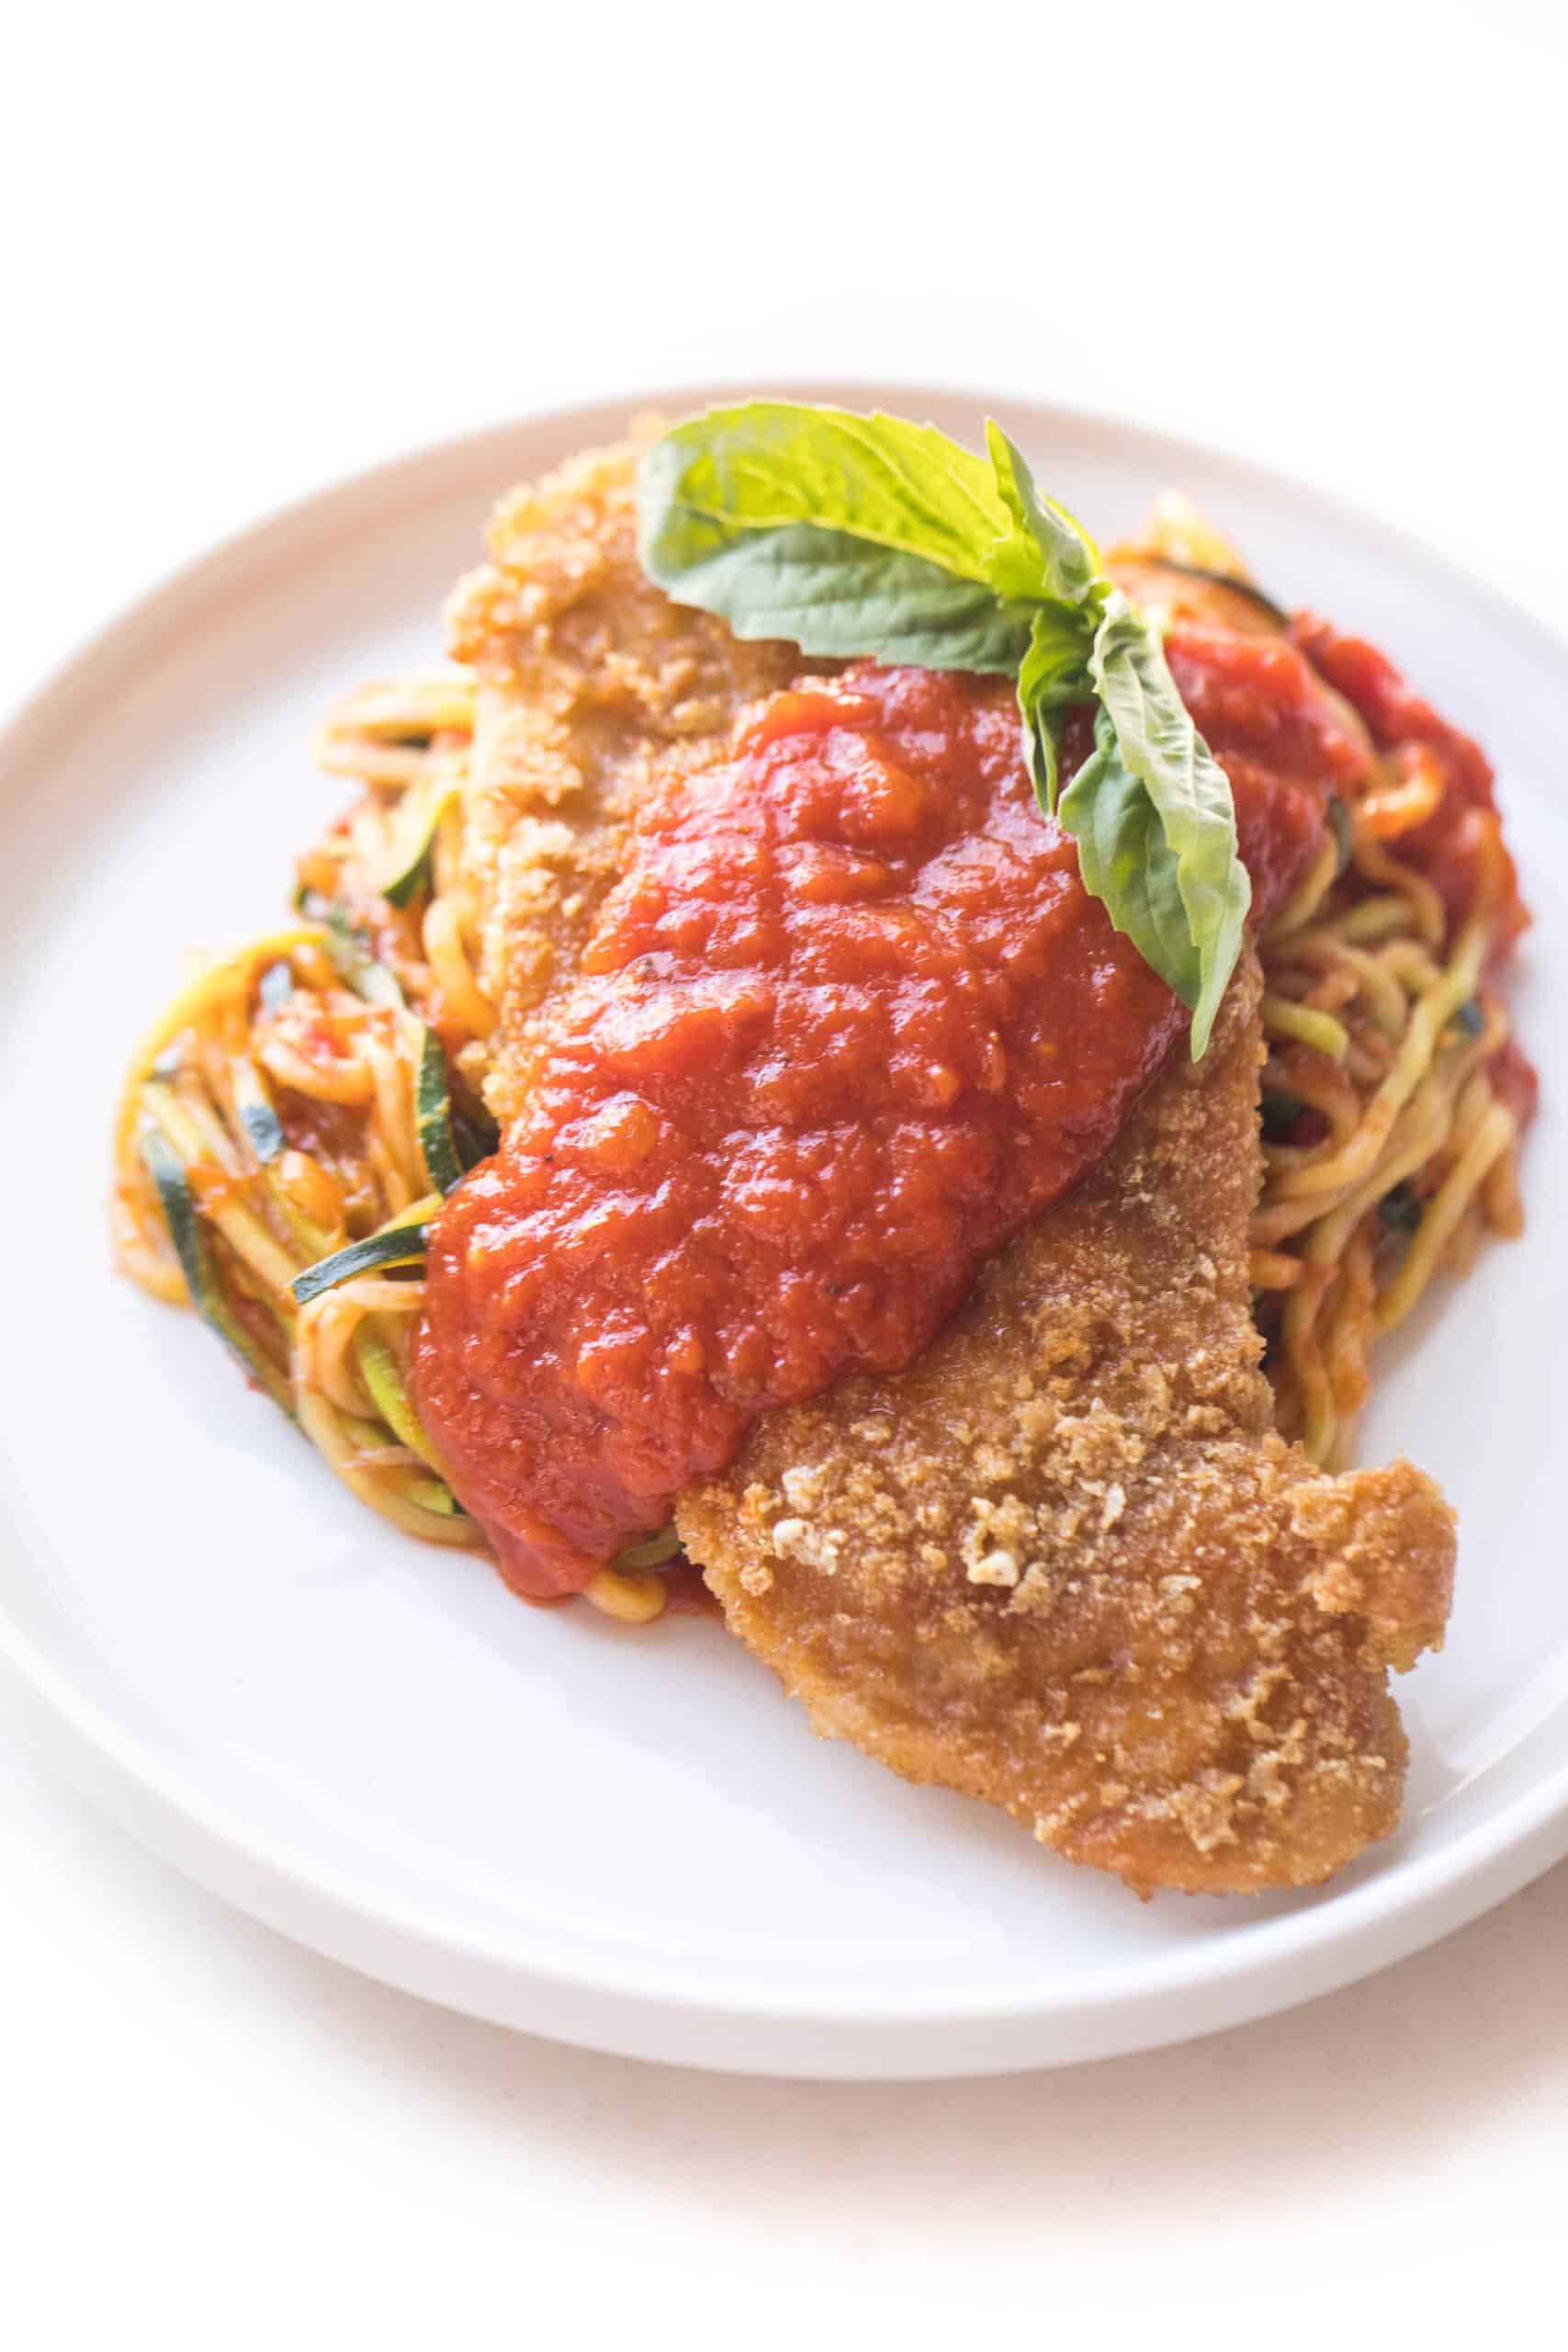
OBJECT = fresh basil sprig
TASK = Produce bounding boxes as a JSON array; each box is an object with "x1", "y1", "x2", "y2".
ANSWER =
[{"x1": 637, "y1": 401, "x2": 1251, "y2": 1056}]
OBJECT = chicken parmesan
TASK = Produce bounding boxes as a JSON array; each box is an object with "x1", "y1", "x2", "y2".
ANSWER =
[{"x1": 114, "y1": 406, "x2": 1533, "y2": 1894}]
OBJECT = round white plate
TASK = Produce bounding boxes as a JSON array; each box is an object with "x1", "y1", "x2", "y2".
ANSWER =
[{"x1": 2, "y1": 384, "x2": 1564, "y2": 2079}]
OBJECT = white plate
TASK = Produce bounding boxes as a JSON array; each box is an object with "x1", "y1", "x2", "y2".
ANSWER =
[{"x1": 2, "y1": 383, "x2": 1565, "y2": 2079}]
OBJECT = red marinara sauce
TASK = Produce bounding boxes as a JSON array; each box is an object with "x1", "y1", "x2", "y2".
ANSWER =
[
  {"x1": 413, "y1": 643, "x2": 1363, "y2": 1599},
  {"x1": 1292, "y1": 614, "x2": 1538, "y2": 1137},
  {"x1": 1291, "y1": 614, "x2": 1530, "y2": 956}
]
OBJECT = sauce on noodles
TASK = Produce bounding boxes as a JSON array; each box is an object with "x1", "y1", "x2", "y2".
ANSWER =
[{"x1": 1291, "y1": 616, "x2": 1529, "y2": 956}]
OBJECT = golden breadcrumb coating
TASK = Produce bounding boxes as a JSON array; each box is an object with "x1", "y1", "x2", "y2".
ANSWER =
[
  {"x1": 678, "y1": 956, "x2": 1455, "y2": 1895},
  {"x1": 446, "y1": 435, "x2": 816, "y2": 1123},
  {"x1": 449, "y1": 435, "x2": 1458, "y2": 1896}
]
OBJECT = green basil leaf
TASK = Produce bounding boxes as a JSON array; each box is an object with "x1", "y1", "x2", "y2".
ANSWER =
[
  {"x1": 1066, "y1": 595, "x2": 1250, "y2": 1057},
  {"x1": 637, "y1": 403, "x2": 1248, "y2": 1061},
  {"x1": 1023, "y1": 703, "x2": 1065, "y2": 818},
  {"x1": 639, "y1": 401, "x2": 1105, "y2": 677},
  {"x1": 640, "y1": 402, "x2": 1016, "y2": 591},
  {"x1": 635, "y1": 516, "x2": 1038, "y2": 672},
  {"x1": 1058, "y1": 707, "x2": 1202, "y2": 1008},
  {"x1": 984, "y1": 423, "x2": 1102, "y2": 610},
  {"x1": 1017, "y1": 605, "x2": 1092, "y2": 814}
]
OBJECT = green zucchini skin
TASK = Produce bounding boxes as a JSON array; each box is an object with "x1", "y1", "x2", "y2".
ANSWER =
[
  {"x1": 239, "y1": 1101, "x2": 287, "y2": 1162},
  {"x1": 416, "y1": 1028, "x2": 467, "y2": 1195},
  {"x1": 231, "y1": 1057, "x2": 288, "y2": 1164},
  {"x1": 328, "y1": 919, "x2": 403, "y2": 1011},
  {"x1": 134, "y1": 924, "x2": 488, "y2": 1527},
  {"x1": 138, "y1": 1120, "x2": 294, "y2": 1413},
  {"x1": 379, "y1": 774, "x2": 458, "y2": 908},
  {"x1": 288, "y1": 899, "x2": 498, "y2": 1188},
  {"x1": 288, "y1": 902, "x2": 479, "y2": 1194},
  {"x1": 290, "y1": 1217, "x2": 430, "y2": 1306},
  {"x1": 1151, "y1": 559, "x2": 1290, "y2": 630},
  {"x1": 258, "y1": 959, "x2": 295, "y2": 1013},
  {"x1": 352, "y1": 1323, "x2": 452, "y2": 1483},
  {"x1": 1378, "y1": 1182, "x2": 1424, "y2": 1235},
  {"x1": 611, "y1": 1525, "x2": 683, "y2": 1569},
  {"x1": 291, "y1": 892, "x2": 405, "y2": 1010},
  {"x1": 452, "y1": 1095, "x2": 501, "y2": 1169},
  {"x1": 139, "y1": 1118, "x2": 214, "y2": 1309},
  {"x1": 404, "y1": 1476, "x2": 466, "y2": 1517}
]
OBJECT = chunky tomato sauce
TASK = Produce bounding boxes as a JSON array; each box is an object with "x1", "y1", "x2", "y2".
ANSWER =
[{"x1": 412, "y1": 632, "x2": 1366, "y2": 1600}]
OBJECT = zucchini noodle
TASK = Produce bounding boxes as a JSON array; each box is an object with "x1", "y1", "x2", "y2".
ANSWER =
[
  {"x1": 1123, "y1": 498, "x2": 1531, "y2": 1474},
  {"x1": 113, "y1": 672, "x2": 680, "y2": 1623},
  {"x1": 113, "y1": 537, "x2": 1532, "y2": 1608},
  {"x1": 1249, "y1": 736, "x2": 1526, "y2": 1471}
]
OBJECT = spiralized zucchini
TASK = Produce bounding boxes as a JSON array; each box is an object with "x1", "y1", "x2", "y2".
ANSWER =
[
  {"x1": 115, "y1": 672, "x2": 684, "y2": 1615},
  {"x1": 117, "y1": 924, "x2": 480, "y2": 1544},
  {"x1": 113, "y1": 677, "x2": 496, "y2": 1551}
]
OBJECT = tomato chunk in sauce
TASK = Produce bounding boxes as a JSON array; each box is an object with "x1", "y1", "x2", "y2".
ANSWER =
[{"x1": 413, "y1": 643, "x2": 1359, "y2": 1599}]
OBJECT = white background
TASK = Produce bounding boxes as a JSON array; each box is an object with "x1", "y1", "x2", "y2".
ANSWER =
[{"x1": 4, "y1": 2, "x2": 1566, "y2": 2341}]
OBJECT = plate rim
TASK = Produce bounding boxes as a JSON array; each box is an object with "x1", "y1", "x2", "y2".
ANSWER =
[{"x1": 4, "y1": 376, "x2": 1565, "y2": 2076}]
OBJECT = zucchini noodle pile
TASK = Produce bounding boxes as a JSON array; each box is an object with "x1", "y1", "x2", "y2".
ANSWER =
[
  {"x1": 112, "y1": 670, "x2": 675, "y2": 1623},
  {"x1": 1252, "y1": 786, "x2": 1524, "y2": 1470},
  {"x1": 1128, "y1": 493, "x2": 1529, "y2": 1473},
  {"x1": 114, "y1": 555, "x2": 1529, "y2": 1609}
]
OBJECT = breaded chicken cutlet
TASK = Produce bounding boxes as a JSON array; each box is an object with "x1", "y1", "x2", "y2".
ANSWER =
[
  {"x1": 678, "y1": 954, "x2": 1454, "y2": 1894},
  {"x1": 445, "y1": 435, "x2": 1458, "y2": 1896},
  {"x1": 446, "y1": 439, "x2": 829, "y2": 1126}
]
